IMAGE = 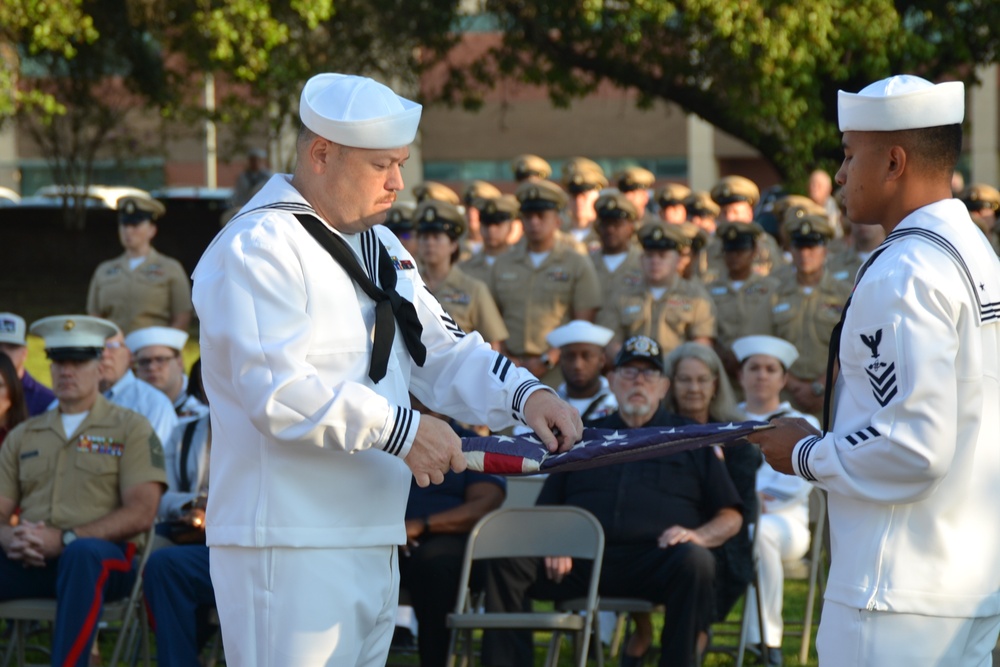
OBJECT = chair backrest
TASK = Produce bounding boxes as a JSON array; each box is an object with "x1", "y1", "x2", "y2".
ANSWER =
[{"x1": 466, "y1": 506, "x2": 605, "y2": 561}]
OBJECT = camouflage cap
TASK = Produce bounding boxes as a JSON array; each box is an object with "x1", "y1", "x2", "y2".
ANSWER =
[
  {"x1": 415, "y1": 199, "x2": 466, "y2": 239},
  {"x1": 711, "y1": 175, "x2": 760, "y2": 207},
  {"x1": 638, "y1": 221, "x2": 686, "y2": 251},
  {"x1": 463, "y1": 180, "x2": 502, "y2": 208},
  {"x1": 594, "y1": 191, "x2": 639, "y2": 222},
  {"x1": 413, "y1": 181, "x2": 461, "y2": 206},
  {"x1": 479, "y1": 195, "x2": 521, "y2": 224},
  {"x1": 516, "y1": 179, "x2": 568, "y2": 212},
  {"x1": 961, "y1": 184, "x2": 1000, "y2": 212},
  {"x1": 511, "y1": 154, "x2": 552, "y2": 181},
  {"x1": 656, "y1": 183, "x2": 693, "y2": 208},
  {"x1": 615, "y1": 166, "x2": 656, "y2": 193}
]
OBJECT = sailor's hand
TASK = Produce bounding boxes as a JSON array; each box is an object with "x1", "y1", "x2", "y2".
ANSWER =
[
  {"x1": 523, "y1": 391, "x2": 583, "y2": 453},
  {"x1": 406, "y1": 413, "x2": 467, "y2": 487}
]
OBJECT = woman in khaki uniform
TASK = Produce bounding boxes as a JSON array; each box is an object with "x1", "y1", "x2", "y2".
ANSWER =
[
  {"x1": 414, "y1": 199, "x2": 509, "y2": 350},
  {"x1": 87, "y1": 196, "x2": 192, "y2": 335}
]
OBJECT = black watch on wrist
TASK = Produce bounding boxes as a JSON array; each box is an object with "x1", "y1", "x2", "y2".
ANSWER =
[{"x1": 61, "y1": 529, "x2": 78, "y2": 548}]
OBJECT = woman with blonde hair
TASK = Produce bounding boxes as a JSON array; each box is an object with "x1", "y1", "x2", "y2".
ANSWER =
[{"x1": 663, "y1": 342, "x2": 762, "y2": 628}]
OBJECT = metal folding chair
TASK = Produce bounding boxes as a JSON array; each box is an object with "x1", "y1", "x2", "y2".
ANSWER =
[
  {"x1": 0, "y1": 526, "x2": 157, "y2": 667},
  {"x1": 783, "y1": 487, "x2": 828, "y2": 664},
  {"x1": 446, "y1": 506, "x2": 606, "y2": 667}
]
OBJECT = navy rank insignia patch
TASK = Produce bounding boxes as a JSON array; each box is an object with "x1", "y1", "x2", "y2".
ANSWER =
[{"x1": 860, "y1": 327, "x2": 898, "y2": 407}]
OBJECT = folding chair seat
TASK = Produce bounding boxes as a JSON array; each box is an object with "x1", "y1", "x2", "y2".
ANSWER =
[
  {"x1": 0, "y1": 527, "x2": 156, "y2": 667},
  {"x1": 446, "y1": 506, "x2": 605, "y2": 667}
]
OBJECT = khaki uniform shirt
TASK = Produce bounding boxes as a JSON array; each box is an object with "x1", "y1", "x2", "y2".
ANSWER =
[
  {"x1": 704, "y1": 232, "x2": 786, "y2": 281},
  {"x1": 490, "y1": 244, "x2": 602, "y2": 355},
  {"x1": 706, "y1": 274, "x2": 781, "y2": 351},
  {"x1": 87, "y1": 248, "x2": 192, "y2": 334},
  {"x1": 769, "y1": 271, "x2": 852, "y2": 380},
  {"x1": 459, "y1": 251, "x2": 502, "y2": 287},
  {"x1": 0, "y1": 395, "x2": 167, "y2": 543},
  {"x1": 597, "y1": 278, "x2": 717, "y2": 355},
  {"x1": 429, "y1": 265, "x2": 509, "y2": 344},
  {"x1": 826, "y1": 247, "x2": 868, "y2": 285},
  {"x1": 589, "y1": 246, "x2": 644, "y2": 309}
]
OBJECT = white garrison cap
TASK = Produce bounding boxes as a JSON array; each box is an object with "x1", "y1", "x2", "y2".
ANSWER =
[
  {"x1": 838, "y1": 75, "x2": 965, "y2": 132},
  {"x1": 732, "y1": 335, "x2": 799, "y2": 370},
  {"x1": 299, "y1": 73, "x2": 422, "y2": 149},
  {"x1": 547, "y1": 320, "x2": 614, "y2": 349},
  {"x1": 125, "y1": 326, "x2": 189, "y2": 354},
  {"x1": 30, "y1": 315, "x2": 119, "y2": 361},
  {"x1": 0, "y1": 313, "x2": 26, "y2": 346}
]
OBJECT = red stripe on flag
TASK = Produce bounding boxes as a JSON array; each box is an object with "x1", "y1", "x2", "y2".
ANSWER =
[
  {"x1": 482, "y1": 452, "x2": 526, "y2": 474},
  {"x1": 63, "y1": 542, "x2": 137, "y2": 667}
]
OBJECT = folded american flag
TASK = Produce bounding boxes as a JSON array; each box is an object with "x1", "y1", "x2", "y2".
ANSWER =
[{"x1": 462, "y1": 420, "x2": 771, "y2": 475}]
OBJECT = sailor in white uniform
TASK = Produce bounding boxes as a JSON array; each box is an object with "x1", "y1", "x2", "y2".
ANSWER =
[
  {"x1": 750, "y1": 75, "x2": 1000, "y2": 666},
  {"x1": 191, "y1": 73, "x2": 582, "y2": 667}
]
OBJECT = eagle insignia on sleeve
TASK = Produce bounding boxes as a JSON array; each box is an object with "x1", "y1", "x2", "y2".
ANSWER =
[{"x1": 860, "y1": 328, "x2": 897, "y2": 406}]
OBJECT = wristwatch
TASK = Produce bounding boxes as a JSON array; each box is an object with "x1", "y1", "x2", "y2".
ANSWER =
[{"x1": 61, "y1": 529, "x2": 78, "y2": 548}]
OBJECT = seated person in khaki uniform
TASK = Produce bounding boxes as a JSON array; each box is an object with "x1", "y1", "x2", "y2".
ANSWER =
[
  {"x1": 589, "y1": 191, "x2": 644, "y2": 308},
  {"x1": 561, "y1": 159, "x2": 607, "y2": 253},
  {"x1": 0, "y1": 315, "x2": 166, "y2": 667},
  {"x1": 598, "y1": 221, "x2": 717, "y2": 359},
  {"x1": 615, "y1": 166, "x2": 657, "y2": 224},
  {"x1": 414, "y1": 199, "x2": 509, "y2": 351},
  {"x1": 769, "y1": 214, "x2": 852, "y2": 416},
  {"x1": 490, "y1": 179, "x2": 602, "y2": 382},
  {"x1": 708, "y1": 175, "x2": 786, "y2": 278},
  {"x1": 87, "y1": 196, "x2": 192, "y2": 335}
]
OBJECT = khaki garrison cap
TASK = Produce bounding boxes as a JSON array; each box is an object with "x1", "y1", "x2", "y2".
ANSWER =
[
  {"x1": 463, "y1": 180, "x2": 502, "y2": 208},
  {"x1": 594, "y1": 192, "x2": 639, "y2": 222},
  {"x1": 684, "y1": 191, "x2": 721, "y2": 218},
  {"x1": 479, "y1": 195, "x2": 521, "y2": 224},
  {"x1": 711, "y1": 175, "x2": 760, "y2": 207},
  {"x1": 717, "y1": 221, "x2": 764, "y2": 251},
  {"x1": 413, "y1": 181, "x2": 461, "y2": 206},
  {"x1": 30, "y1": 315, "x2": 119, "y2": 362},
  {"x1": 961, "y1": 184, "x2": 1000, "y2": 212},
  {"x1": 415, "y1": 200, "x2": 466, "y2": 240},
  {"x1": 516, "y1": 179, "x2": 568, "y2": 212},
  {"x1": 656, "y1": 183, "x2": 693, "y2": 208},
  {"x1": 638, "y1": 221, "x2": 686, "y2": 251},
  {"x1": 512, "y1": 154, "x2": 552, "y2": 181},
  {"x1": 118, "y1": 196, "x2": 166, "y2": 225},
  {"x1": 786, "y1": 214, "x2": 834, "y2": 246},
  {"x1": 615, "y1": 166, "x2": 656, "y2": 193}
]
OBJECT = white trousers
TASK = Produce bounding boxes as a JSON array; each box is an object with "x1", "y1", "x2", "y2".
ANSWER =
[
  {"x1": 210, "y1": 544, "x2": 399, "y2": 667},
  {"x1": 817, "y1": 600, "x2": 1000, "y2": 667},
  {"x1": 745, "y1": 512, "x2": 811, "y2": 647}
]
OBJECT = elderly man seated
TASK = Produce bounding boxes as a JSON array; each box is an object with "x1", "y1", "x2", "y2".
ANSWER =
[{"x1": 481, "y1": 335, "x2": 743, "y2": 667}]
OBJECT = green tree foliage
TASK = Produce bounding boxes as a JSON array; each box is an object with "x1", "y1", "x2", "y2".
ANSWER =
[{"x1": 434, "y1": 0, "x2": 1000, "y2": 184}]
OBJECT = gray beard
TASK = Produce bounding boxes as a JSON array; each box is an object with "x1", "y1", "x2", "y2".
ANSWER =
[{"x1": 620, "y1": 403, "x2": 653, "y2": 417}]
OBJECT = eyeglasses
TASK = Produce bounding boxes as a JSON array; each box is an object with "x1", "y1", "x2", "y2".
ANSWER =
[
  {"x1": 104, "y1": 341, "x2": 124, "y2": 351},
  {"x1": 135, "y1": 354, "x2": 178, "y2": 369},
  {"x1": 616, "y1": 367, "x2": 663, "y2": 381}
]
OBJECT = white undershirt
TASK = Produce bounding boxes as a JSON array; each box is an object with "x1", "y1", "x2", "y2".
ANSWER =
[
  {"x1": 61, "y1": 412, "x2": 89, "y2": 438},
  {"x1": 648, "y1": 286, "x2": 667, "y2": 301},
  {"x1": 529, "y1": 251, "x2": 549, "y2": 268},
  {"x1": 485, "y1": 255, "x2": 497, "y2": 266},
  {"x1": 128, "y1": 257, "x2": 146, "y2": 271},
  {"x1": 602, "y1": 253, "x2": 627, "y2": 273}
]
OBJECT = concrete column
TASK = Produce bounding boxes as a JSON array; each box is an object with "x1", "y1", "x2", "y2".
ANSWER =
[
  {"x1": 971, "y1": 64, "x2": 998, "y2": 186},
  {"x1": 0, "y1": 120, "x2": 18, "y2": 192},
  {"x1": 687, "y1": 114, "x2": 717, "y2": 190},
  {"x1": 204, "y1": 74, "x2": 218, "y2": 188}
]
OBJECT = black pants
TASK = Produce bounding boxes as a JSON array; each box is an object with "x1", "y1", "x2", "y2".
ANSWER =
[
  {"x1": 398, "y1": 533, "x2": 475, "y2": 667},
  {"x1": 481, "y1": 542, "x2": 717, "y2": 667}
]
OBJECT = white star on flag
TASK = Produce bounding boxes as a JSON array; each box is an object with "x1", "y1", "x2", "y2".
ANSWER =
[
  {"x1": 604, "y1": 431, "x2": 628, "y2": 441},
  {"x1": 718, "y1": 423, "x2": 740, "y2": 430}
]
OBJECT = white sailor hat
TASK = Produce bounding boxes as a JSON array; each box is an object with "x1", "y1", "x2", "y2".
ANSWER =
[
  {"x1": 299, "y1": 73, "x2": 422, "y2": 149},
  {"x1": 838, "y1": 75, "x2": 965, "y2": 132},
  {"x1": 0, "y1": 313, "x2": 26, "y2": 346},
  {"x1": 732, "y1": 335, "x2": 799, "y2": 370},
  {"x1": 546, "y1": 320, "x2": 614, "y2": 349},
  {"x1": 30, "y1": 315, "x2": 119, "y2": 362},
  {"x1": 124, "y1": 326, "x2": 189, "y2": 354}
]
